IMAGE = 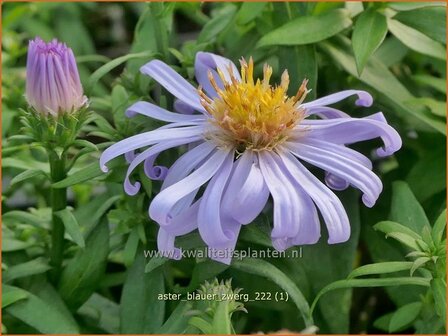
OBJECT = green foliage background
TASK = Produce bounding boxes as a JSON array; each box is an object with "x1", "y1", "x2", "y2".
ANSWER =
[{"x1": 1, "y1": 2, "x2": 446, "y2": 334}]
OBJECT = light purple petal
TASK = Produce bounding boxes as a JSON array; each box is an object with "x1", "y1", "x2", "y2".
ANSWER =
[
  {"x1": 262, "y1": 152, "x2": 321, "y2": 247},
  {"x1": 124, "y1": 137, "x2": 201, "y2": 195},
  {"x1": 194, "y1": 52, "x2": 241, "y2": 98},
  {"x1": 157, "y1": 228, "x2": 182, "y2": 260},
  {"x1": 304, "y1": 106, "x2": 350, "y2": 119},
  {"x1": 302, "y1": 90, "x2": 373, "y2": 109},
  {"x1": 208, "y1": 217, "x2": 241, "y2": 265},
  {"x1": 126, "y1": 101, "x2": 206, "y2": 123},
  {"x1": 160, "y1": 141, "x2": 215, "y2": 216},
  {"x1": 294, "y1": 138, "x2": 372, "y2": 191},
  {"x1": 100, "y1": 125, "x2": 204, "y2": 172},
  {"x1": 278, "y1": 149, "x2": 350, "y2": 244},
  {"x1": 143, "y1": 154, "x2": 168, "y2": 181},
  {"x1": 259, "y1": 151, "x2": 320, "y2": 250},
  {"x1": 297, "y1": 112, "x2": 402, "y2": 157},
  {"x1": 124, "y1": 151, "x2": 136, "y2": 163},
  {"x1": 149, "y1": 148, "x2": 232, "y2": 226},
  {"x1": 222, "y1": 152, "x2": 269, "y2": 225},
  {"x1": 286, "y1": 141, "x2": 382, "y2": 208},
  {"x1": 162, "y1": 200, "x2": 200, "y2": 236},
  {"x1": 174, "y1": 99, "x2": 196, "y2": 115},
  {"x1": 198, "y1": 153, "x2": 235, "y2": 246},
  {"x1": 140, "y1": 60, "x2": 206, "y2": 113}
]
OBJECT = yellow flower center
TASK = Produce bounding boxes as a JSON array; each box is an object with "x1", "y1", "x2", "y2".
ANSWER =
[{"x1": 199, "y1": 57, "x2": 309, "y2": 151}]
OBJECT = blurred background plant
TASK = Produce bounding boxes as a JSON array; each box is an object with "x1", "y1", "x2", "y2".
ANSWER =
[{"x1": 1, "y1": 1, "x2": 446, "y2": 334}]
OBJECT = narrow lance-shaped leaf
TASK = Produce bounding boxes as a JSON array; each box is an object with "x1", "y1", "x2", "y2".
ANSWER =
[
  {"x1": 58, "y1": 218, "x2": 109, "y2": 310},
  {"x1": 311, "y1": 277, "x2": 431, "y2": 314},
  {"x1": 3, "y1": 258, "x2": 52, "y2": 283},
  {"x1": 2, "y1": 286, "x2": 28, "y2": 308},
  {"x1": 232, "y1": 258, "x2": 313, "y2": 327},
  {"x1": 55, "y1": 208, "x2": 85, "y2": 248},
  {"x1": 4, "y1": 285, "x2": 80, "y2": 333},
  {"x1": 352, "y1": 9, "x2": 388, "y2": 75},
  {"x1": 387, "y1": 18, "x2": 446, "y2": 60},
  {"x1": 257, "y1": 9, "x2": 352, "y2": 47},
  {"x1": 394, "y1": 6, "x2": 446, "y2": 43},
  {"x1": 87, "y1": 51, "x2": 154, "y2": 93},
  {"x1": 390, "y1": 181, "x2": 430, "y2": 233},
  {"x1": 348, "y1": 261, "x2": 414, "y2": 279},
  {"x1": 388, "y1": 302, "x2": 422, "y2": 332},
  {"x1": 432, "y1": 209, "x2": 447, "y2": 245}
]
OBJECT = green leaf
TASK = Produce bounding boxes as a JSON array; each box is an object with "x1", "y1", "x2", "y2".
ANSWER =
[
  {"x1": 388, "y1": 18, "x2": 445, "y2": 60},
  {"x1": 2, "y1": 285, "x2": 28, "y2": 308},
  {"x1": 373, "y1": 312, "x2": 393, "y2": 331},
  {"x1": 3, "y1": 258, "x2": 51, "y2": 283},
  {"x1": 405, "y1": 97, "x2": 446, "y2": 117},
  {"x1": 111, "y1": 84, "x2": 129, "y2": 126},
  {"x1": 3, "y1": 210, "x2": 47, "y2": 228},
  {"x1": 311, "y1": 277, "x2": 430, "y2": 314},
  {"x1": 156, "y1": 301, "x2": 192, "y2": 334},
  {"x1": 348, "y1": 261, "x2": 413, "y2": 279},
  {"x1": 407, "y1": 146, "x2": 446, "y2": 201},
  {"x1": 10, "y1": 169, "x2": 46, "y2": 186},
  {"x1": 123, "y1": 227, "x2": 140, "y2": 267},
  {"x1": 55, "y1": 208, "x2": 85, "y2": 248},
  {"x1": 74, "y1": 194, "x2": 121, "y2": 235},
  {"x1": 321, "y1": 40, "x2": 446, "y2": 135},
  {"x1": 389, "y1": 302, "x2": 422, "y2": 332},
  {"x1": 87, "y1": 51, "x2": 154, "y2": 93},
  {"x1": 77, "y1": 293, "x2": 120, "y2": 334},
  {"x1": 189, "y1": 316, "x2": 212, "y2": 334},
  {"x1": 121, "y1": 247, "x2": 165, "y2": 334},
  {"x1": 390, "y1": 181, "x2": 430, "y2": 233},
  {"x1": 58, "y1": 218, "x2": 109, "y2": 310},
  {"x1": 4, "y1": 285, "x2": 79, "y2": 333},
  {"x1": 198, "y1": 5, "x2": 237, "y2": 43},
  {"x1": 374, "y1": 220, "x2": 421, "y2": 240},
  {"x1": 374, "y1": 37, "x2": 408, "y2": 67},
  {"x1": 394, "y1": 6, "x2": 446, "y2": 43},
  {"x1": 52, "y1": 162, "x2": 104, "y2": 188},
  {"x1": 278, "y1": 45, "x2": 317, "y2": 100},
  {"x1": 412, "y1": 75, "x2": 446, "y2": 94},
  {"x1": 232, "y1": 258, "x2": 313, "y2": 327},
  {"x1": 2, "y1": 239, "x2": 34, "y2": 252},
  {"x1": 431, "y1": 278, "x2": 446, "y2": 322},
  {"x1": 410, "y1": 257, "x2": 431, "y2": 276},
  {"x1": 145, "y1": 256, "x2": 168, "y2": 273},
  {"x1": 385, "y1": 232, "x2": 421, "y2": 250},
  {"x1": 432, "y1": 209, "x2": 446, "y2": 245},
  {"x1": 236, "y1": 2, "x2": 267, "y2": 25},
  {"x1": 257, "y1": 9, "x2": 352, "y2": 47},
  {"x1": 388, "y1": 2, "x2": 446, "y2": 11},
  {"x1": 352, "y1": 9, "x2": 388, "y2": 75}
]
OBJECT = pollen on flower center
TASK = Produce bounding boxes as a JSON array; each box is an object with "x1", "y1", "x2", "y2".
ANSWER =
[{"x1": 198, "y1": 57, "x2": 309, "y2": 151}]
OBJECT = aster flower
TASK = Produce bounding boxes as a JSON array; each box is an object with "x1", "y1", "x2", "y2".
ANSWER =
[
  {"x1": 100, "y1": 52, "x2": 402, "y2": 264},
  {"x1": 26, "y1": 37, "x2": 87, "y2": 116}
]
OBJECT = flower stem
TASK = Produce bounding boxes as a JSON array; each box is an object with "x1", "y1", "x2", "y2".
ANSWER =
[{"x1": 48, "y1": 151, "x2": 67, "y2": 283}]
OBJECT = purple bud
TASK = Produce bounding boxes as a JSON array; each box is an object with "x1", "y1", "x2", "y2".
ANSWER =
[{"x1": 26, "y1": 37, "x2": 87, "y2": 116}]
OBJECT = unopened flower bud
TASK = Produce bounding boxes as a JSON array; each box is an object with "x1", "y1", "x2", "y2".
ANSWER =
[{"x1": 26, "y1": 37, "x2": 87, "y2": 116}]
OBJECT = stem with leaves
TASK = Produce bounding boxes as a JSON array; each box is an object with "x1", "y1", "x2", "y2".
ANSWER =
[{"x1": 48, "y1": 149, "x2": 67, "y2": 283}]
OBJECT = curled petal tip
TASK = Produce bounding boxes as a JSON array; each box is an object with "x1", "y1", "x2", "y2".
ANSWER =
[
  {"x1": 355, "y1": 92, "x2": 373, "y2": 107},
  {"x1": 272, "y1": 238, "x2": 288, "y2": 251},
  {"x1": 362, "y1": 195, "x2": 376, "y2": 208},
  {"x1": 124, "y1": 181, "x2": 141, "y2": 196}
]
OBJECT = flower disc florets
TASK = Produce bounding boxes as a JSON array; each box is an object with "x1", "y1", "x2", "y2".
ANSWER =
[{"x1": 199, "y1": 58, "x2": 309, "y2": 151}]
